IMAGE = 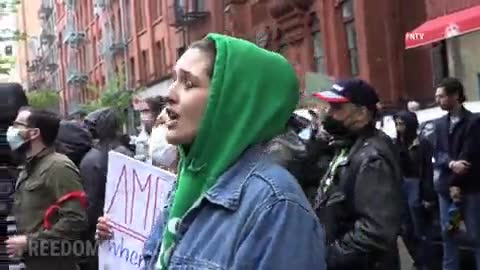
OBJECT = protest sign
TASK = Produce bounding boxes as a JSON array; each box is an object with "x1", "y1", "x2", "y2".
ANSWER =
[{"x1": 99, "y1": 151, "x2": 175, "y2": 270}]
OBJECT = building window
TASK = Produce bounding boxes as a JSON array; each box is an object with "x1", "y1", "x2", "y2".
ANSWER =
[
  {"x1": 342, "y1": 0, "x2": 358, "y2": 76},
  {"x1": 93, "y1": 37, "x2": 97, "y2": 62},
  {"x1": 117, "y1": 8, "x2": 123, "y2": 41},
  {"x1": 111, "y1": 16, "x2": 116, "y2": 43},
  {"x1": 101, "y1": 75, "x2": 106, "y2": 89},
  {"x1": 151, "y1": 0, "x2": 162, "y2": 20},
  {"x1": 155, "y1": 40, "x2": 165, "y2": 78},
  {"x1": 129, "y1": 57, "x2": 135, "y2": 88},
  {"x1": 4, "y1": 45, "x2": 12, "y2": 56},
  {"x1": 125, "y1": 0, "x2": 131, "y2": 39},
  {"x1": 141, "y1": 50, "x2": 149, "y2": 82},
  {"x1": 311, "y1": 15, "x2": 325, "y2": 73},
  {"x1": 86, "y1": 41, "x2": 92, "y2": 71},
  {"x1": 194, "y1": 0, "x2": 205, "y2": 11},
  {"x1": 136, "y1": 0, "x2": 146, "y2": 31},
  {"x1": 88, "y1": 0, "x2": 93, "y2": 21}
]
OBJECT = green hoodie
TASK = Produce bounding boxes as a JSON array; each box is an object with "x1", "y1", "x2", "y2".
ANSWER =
[{"x1": 157, "y1": 33, "x2": 299, "y2": 269}]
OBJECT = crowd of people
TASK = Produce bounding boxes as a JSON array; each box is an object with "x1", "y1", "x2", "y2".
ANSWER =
[{"x1": 1, "y1": 33, "x2": 479, "y2": 270}]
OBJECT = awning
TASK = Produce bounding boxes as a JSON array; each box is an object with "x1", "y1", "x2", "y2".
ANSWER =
[{"x1": 405, "y1": 5, "x2": 480, "y2": 49}]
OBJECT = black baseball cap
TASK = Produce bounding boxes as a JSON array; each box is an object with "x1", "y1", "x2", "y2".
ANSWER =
[{"x1": 313, "y1": 79, "x2": 380, "y2": 111}]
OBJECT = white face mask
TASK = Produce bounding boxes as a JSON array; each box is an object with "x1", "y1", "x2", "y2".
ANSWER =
[{"x1": 6, "y1": 126, "x2": 26, "y2": 150}]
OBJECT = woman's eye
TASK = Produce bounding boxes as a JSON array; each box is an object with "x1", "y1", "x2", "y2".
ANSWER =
[{"x1": 185, "y1": 80, "x2": 193, "y2": 89}]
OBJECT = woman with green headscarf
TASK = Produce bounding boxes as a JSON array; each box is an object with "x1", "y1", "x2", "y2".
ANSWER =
[{"x1": 96, "y1": 33, "x2": 325, "y2": 270}]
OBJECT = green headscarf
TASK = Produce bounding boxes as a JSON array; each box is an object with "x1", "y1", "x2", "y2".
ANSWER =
[{"x1": 157, "y1": 33, "x2": 299, "y2": 269}]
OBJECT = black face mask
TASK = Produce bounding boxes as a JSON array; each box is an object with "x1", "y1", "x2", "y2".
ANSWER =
[{"x1": 322, "y1": 115, "x2": 350, "y2": 137}]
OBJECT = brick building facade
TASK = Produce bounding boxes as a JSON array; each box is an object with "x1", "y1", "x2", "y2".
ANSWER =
[
  {"x1": 175, "y1": 0, "x2": 436, "y2": 108},
  {"x1": 52, "y1": 0, "x2": 183, "y2": 115},
  {"x1": 44, "y1": 0, "x2": 477, "y2": 115}
]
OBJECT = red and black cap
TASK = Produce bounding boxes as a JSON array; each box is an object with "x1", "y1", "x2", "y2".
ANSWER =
[{"x1": 313, "y1": 79, "x2": 380, "y2": 112}]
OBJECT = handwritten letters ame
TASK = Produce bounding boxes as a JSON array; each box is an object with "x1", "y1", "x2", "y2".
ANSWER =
[{"x1": 99, "y1": 151, "x2": 175, "y2": 270}]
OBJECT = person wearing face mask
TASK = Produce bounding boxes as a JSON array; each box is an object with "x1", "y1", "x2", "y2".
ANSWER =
[
  {"x1": 6, "y1": 107, "x2": 87, "y2": 270},
  {"x1": 135, "y1": 96, "x2": 166, "y2": 162},
  {"x1": 96, "y1": 33, "x2": 326, "y2": 270},
  {"x1": 151, "y1": 108, "x2": 178, "y2": 172},
  {"x1": 312, "y1": 79, "x2": 403, "y2": 270}
]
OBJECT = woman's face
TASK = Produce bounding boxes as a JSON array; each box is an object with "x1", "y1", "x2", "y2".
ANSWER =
[{"x1": 165, "y1": 48, "x2": 212, "y2": 145}]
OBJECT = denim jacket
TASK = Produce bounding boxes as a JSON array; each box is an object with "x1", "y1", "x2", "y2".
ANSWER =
[{"x1": 142, "y1": 145, "x2": 326, "y2": 270}]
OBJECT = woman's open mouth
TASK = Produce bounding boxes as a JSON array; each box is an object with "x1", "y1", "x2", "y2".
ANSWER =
[{"x1": 165, "y1": 108, "x2": 179, "y2": 129}]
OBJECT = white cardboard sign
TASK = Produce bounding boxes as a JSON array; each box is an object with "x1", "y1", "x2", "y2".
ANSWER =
[{"x1": 99, "y1": 151, "x2": 175, "y2": 270}]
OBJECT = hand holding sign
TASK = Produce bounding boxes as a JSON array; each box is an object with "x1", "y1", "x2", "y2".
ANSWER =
[{"x1": 98, "y1": 152, "x2": 175, "y2": 270}]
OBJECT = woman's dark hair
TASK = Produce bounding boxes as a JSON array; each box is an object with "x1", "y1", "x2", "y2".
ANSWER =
[
  {"x1": 438, "y1": 77, "x2": 466, "y2": 103},
  {"x1": 189, "y1": 38, "x2": 216, "y2": 78}
]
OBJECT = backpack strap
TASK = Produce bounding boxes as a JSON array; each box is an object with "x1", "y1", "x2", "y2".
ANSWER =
[{"x1": 43, "y1": 191, "x2": 87, "y2": 230}]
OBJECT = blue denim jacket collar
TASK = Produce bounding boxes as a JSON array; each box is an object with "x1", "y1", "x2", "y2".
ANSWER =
[{"x1": 204, "y1": 144, "x2": 266, "y2": 211}]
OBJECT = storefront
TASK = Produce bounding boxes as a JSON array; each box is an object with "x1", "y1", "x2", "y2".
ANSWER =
[{"x1": 405, "y1": 5, "x2": 480, "y2": 100}]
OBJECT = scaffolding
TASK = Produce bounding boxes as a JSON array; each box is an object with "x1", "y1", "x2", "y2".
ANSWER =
[{"x1": 96, "y1": 0, "x2": 128, "y2": 86}]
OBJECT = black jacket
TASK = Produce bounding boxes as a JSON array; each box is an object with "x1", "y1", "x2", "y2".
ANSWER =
[
  {"x1": 267, "y1": 128, "x2": 333, "y2": 203},
  {"x1": 433, "y1": 107, "x2": 480, "y2": 194},
  {"x1": 79, "y1": 108, "x2": 133, "y2": 235},
  {"x1": 315, "y1": 128, "x2": 403, "y2": 270},
  {"x1": 394, "y1": 111, "x2": 435, "y2": 202}
]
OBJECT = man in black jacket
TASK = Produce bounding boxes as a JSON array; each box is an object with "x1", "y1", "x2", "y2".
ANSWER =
[
  {"x1": 433, "y1": 77, "x2": 480, "y2": 270},
  {"x1": 312, "y1": 79, "x2": 403, "y2": 270}
]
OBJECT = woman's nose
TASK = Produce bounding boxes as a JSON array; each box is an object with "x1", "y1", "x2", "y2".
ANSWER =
[{"x1": 167, "y1": 83, "x2": 178, "y2": 104}]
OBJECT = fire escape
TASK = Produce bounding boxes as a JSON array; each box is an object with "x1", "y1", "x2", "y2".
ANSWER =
[
  {"x1": 64, "y1": 0, "x2": 87, "y2": 89},
  {"x1": 62, "y1": 0, "x2": 87, "y2": 114},
  {"x1": 168, "y1": 0, "x2": 209, "y2": 49},
  {"x1": 27, "y1": 0, "x2": 59, "y2": 91},
  {"x1": 95, "y1": 0, "x2": 127, "y2": 83},
  {"x1": 0, "y1": 0, "x2": 19, "y2": 16}
]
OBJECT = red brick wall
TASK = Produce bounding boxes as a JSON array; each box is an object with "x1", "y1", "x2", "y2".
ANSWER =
[
  {"x1": 58, "y1": 0, "x2": 441, "y2": 112},
  {"x1": 426, "y1": 0, "x2": 480, "y2": 19},
  {"x1": 170, "y1": 0, "x2": 444, "y2": 107}
]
